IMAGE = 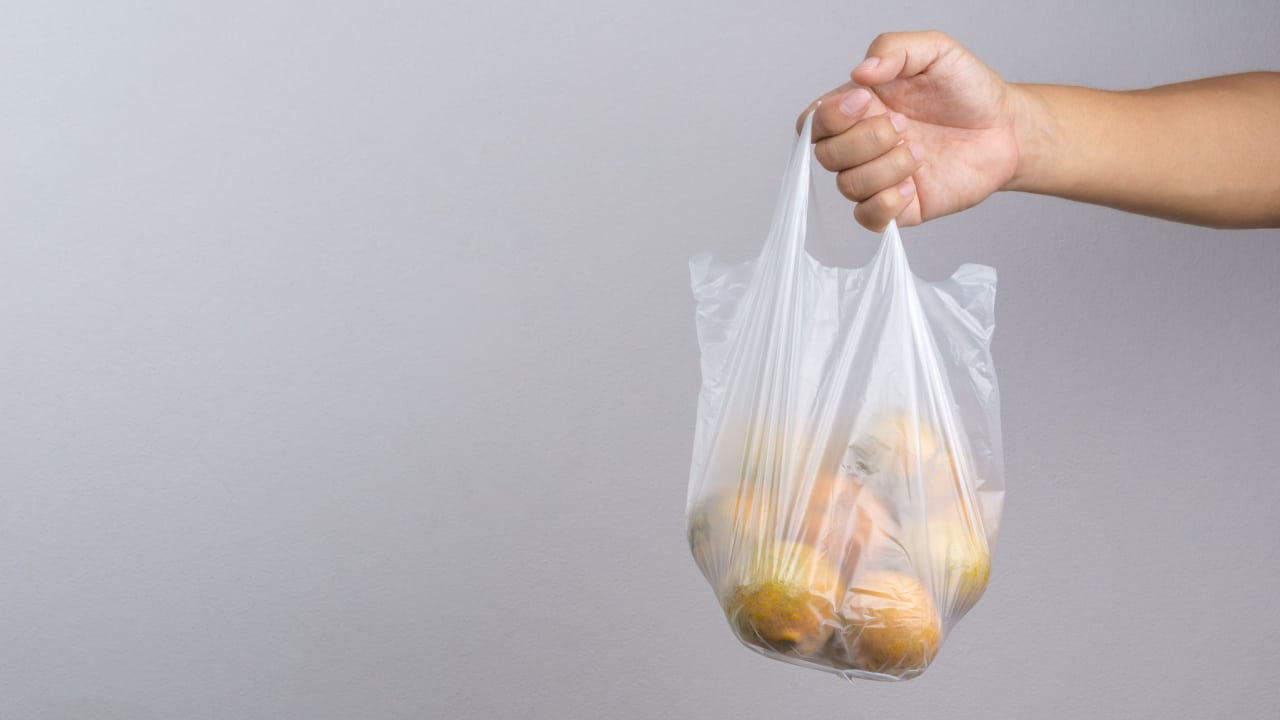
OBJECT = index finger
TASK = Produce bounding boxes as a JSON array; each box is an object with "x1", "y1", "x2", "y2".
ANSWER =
[{"x1": 796, "y1": 82, "x2": 875, "y2": 141}]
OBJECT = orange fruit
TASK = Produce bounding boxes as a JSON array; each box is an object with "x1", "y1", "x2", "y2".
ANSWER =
[
  {"x1": 688, "y1": 486, "x2": 776, "y2": 586},
  {"x1": 724, "y1": 540, "x2": 840, "y2": 657},
  {"x1": 845, "y1": 412, "x2": 942, "y2": 480},
  {"x1": 840, "y1": 570, "x2": 941, "y2": 677},
  {"x1": 690, "y1": 423, "x2": 830, "y2": 584},
  {"x1": 922, "y1": 515, "x2": 991, "y2": 619}
]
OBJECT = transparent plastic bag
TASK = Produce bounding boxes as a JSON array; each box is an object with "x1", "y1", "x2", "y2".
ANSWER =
[{"x1": 686, "y1": 111, "x2": 1004, "y2": 682}]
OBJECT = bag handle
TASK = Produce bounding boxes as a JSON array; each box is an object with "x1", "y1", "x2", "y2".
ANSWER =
[
  {"x1": 766, "y1": 104, "x2": 901, "y2": 268},
  {"x1": 760, "y1": 106, "x2": 816, "y2": 266}
]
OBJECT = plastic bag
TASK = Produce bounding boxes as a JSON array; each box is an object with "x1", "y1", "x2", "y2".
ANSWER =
[{"x1": 685, "y1": 111, "x2": 1005, "y2": 682}]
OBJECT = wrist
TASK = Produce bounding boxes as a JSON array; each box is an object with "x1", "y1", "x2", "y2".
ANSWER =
[{"x1": 1002, "y1": 83, "x2": 1058, "y2": 193}]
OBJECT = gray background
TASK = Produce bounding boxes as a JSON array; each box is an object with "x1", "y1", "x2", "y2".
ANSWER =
[{"x1": 2, "y1": 1, "x2": 1278, "y2": 718}]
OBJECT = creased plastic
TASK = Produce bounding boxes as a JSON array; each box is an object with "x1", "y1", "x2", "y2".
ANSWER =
[{"x1": 685, "y1": 112, "x2": 1004, "y2": 682}]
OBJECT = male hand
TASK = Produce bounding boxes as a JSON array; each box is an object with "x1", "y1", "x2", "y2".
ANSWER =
[{"x1": 799, "y1": 31, "x2": 1022, "y2": 230}]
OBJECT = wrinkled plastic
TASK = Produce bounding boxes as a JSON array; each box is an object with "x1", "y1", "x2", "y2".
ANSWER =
[{"x1": 686, "y1": 112, "x2": 1004, "y2": 682}]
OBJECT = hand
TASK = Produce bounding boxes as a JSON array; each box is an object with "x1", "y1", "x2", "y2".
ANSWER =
[{"x1": 798, "y1": 31, "x2": 1023, "y2": 230}]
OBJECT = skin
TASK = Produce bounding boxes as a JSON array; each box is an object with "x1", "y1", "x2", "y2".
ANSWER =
[{"x1": 798, "y1": 31, "x2": 1280, "y2": 231}]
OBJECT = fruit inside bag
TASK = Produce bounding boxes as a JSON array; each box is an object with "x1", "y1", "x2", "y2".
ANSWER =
[{"x1": 686, "y1": 111, "x2": 1004, "y2": 682}]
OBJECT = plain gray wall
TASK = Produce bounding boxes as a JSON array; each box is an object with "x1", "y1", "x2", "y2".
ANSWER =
[{"x1": 3, "y1": 1, "x2": 1279, "y2": 718}]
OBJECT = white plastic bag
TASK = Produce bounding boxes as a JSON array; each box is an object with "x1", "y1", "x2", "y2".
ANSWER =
[{"x1": 686, "y1": 111, "x2": 1005, "y2": 681}]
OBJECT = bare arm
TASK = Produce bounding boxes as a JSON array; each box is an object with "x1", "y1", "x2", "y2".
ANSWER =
[
  {"x1": 1009, "y1": 74, "x2": 1280, "y2": 229},
  {"x1": 800, "y1": 32, "x2": 1280, "y2": 230}
]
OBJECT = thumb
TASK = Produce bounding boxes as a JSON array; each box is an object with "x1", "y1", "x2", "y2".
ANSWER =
[{"x1": 851, "y1": 30, "x2": 955, "y2": 86}]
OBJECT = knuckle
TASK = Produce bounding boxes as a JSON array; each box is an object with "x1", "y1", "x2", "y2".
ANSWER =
[
  {"x1": 837, "y1": 169, "x2": 865, "y2": 201},
  {"x1": 814, "y1": 140, "x2": 836, "y2": 170},
  {"x1": 836, "y1": 170, "x2": 854, "y2": 200},
  {"x1": 859, "y1": 190, "x2": 901, "y2": 229},
  {"x1": 875, "y1": 188, "x2": 900, "y2": 215},
  {"x1": 854, "y1": 201, "x2": 883, "y2": 230},
  {"x1": 870, "y1": 119, "x2": 897, "y2": 149},
  {"x1": 895, "y1": 144, "x2": 918, "y2": 173}
]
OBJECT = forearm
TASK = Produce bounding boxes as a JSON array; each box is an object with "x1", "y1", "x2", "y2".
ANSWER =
[{"x1": 1005, "y1": 73, "x2": 1280, "y2": 228}]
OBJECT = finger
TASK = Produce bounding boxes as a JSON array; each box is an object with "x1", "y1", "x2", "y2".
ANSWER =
[
  {"x1": 835, "y1": 142, "x2": 923, "y2": 203},
  {"x1": 851, "y1": 30, "x2": 955, "y2": 86},
  {"x1": 814, "y1": 112, "x2": 907, "y2": 172},
  {"x1": 854, "y1": 181, "x2": 917, "y2": 231},
  {"x1": 796, "y1": 81, "x2": 854, "y2": 134},
  {"x1": 797, "y1": 84, "x2": 876, "y2": 141}
]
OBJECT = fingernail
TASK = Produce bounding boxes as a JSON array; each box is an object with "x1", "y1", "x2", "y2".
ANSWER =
[
  {"x1": 855, "y1": 56, "x2": 881, "y2": 73},
  {"x1": 899, "y1": 181, "x2": 915, "y2": 198},
  {"x1": 909, "y1": 142, "x2": 925, "y2": 161},
  {"x1": 839, "y1": 88, "x2": 871, "y2": 116},
  {"x1": 890, "y1": 112, "x2": 907, "y2": 133}
]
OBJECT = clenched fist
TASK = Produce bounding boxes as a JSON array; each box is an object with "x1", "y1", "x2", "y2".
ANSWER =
[{"x1": 798, "y1": 31, "x2": 1021, "y2": 231}]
